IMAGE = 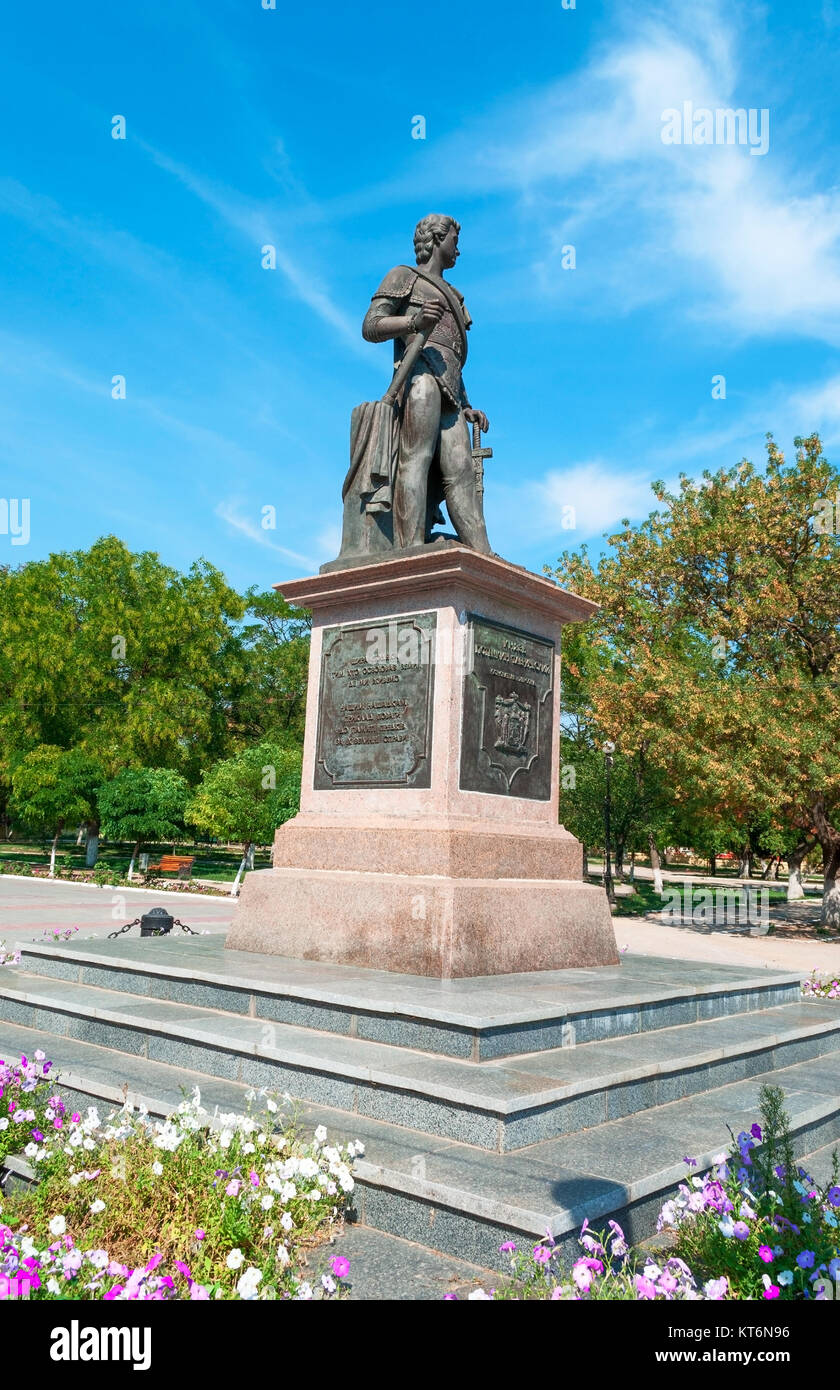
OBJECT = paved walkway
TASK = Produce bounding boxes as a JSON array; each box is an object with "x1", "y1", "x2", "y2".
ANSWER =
[
  {"x1": 2, "y1": 875, "x2": 837, "y2": 983},
  {"x1": 614, "y1": 912, "x2": 840, "y2": 979},
  {"x1": 0, "y1": 877, "x2": 234, "y2": 946}
]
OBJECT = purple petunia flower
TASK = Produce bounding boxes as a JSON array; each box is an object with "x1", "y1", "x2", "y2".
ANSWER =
[
  {"x1": 751, "y1": 1123, "x2": 762, "y2": 1140},
  {"x1": 331, "y1": 1256, "x2": 350, "y2": 1279},
  {"x1": 797, "y1": 1251, "x2": 815, "y2": 1269},
  {"x1": 732, "y1": 1222, "x2": 750, "y2": 1240},
  {"x1": 828, "y1": 1187, "x2": 840, "y2": 1208},
  {"x1": 533, "y1": 1245, "x2": 552, "y2": 1265},
  {"x1": 758, "y1": 1246, "x2": 774, "y2": 1263}
]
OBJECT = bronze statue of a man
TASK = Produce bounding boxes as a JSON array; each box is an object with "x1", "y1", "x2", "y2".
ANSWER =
[{"x1": 332, "y1": 215, "x2": 492, "y2": 568}]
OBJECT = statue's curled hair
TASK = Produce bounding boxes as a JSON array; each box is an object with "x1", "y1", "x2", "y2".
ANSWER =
[{"x1": 413, "y1": 214, "x2": 459, "y2": 265}]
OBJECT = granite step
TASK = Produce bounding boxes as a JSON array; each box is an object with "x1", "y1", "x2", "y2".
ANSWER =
[
  {"x1": 15, "y1": 936, "x2": 802, "y2": 1061},
  {"x1": 0, "y1": 965, "x2": 838, "y2": 1151},
  {"x1": 797, "y1": 1138, "x2": 840, "y2": 1187},
  {"x1": 2, "y1": 1017, "x2": 840, "y2": 1272}
]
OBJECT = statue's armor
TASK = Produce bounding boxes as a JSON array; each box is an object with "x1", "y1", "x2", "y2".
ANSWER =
[{"x1": 363, "y1": 265, "x2": 472, "y2": 410}]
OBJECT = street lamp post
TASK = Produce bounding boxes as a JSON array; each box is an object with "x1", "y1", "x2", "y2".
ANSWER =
[{"x1": 602, "y1": 741, "x2": 616, "y2": 909}]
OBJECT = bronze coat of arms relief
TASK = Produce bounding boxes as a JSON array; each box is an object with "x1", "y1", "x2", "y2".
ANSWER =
[{"x1": 459, "y1": 615, "x2": 554, "y2": 799}]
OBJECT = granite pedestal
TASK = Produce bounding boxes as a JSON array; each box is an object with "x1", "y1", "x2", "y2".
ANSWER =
[{"x1": 226, "y1": 546, "x2": 618, "y2": 977}]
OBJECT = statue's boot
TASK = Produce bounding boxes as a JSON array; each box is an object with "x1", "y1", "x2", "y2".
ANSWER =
[{"x1": 444, "y1": 475, "x2": 493, "y2": 554}]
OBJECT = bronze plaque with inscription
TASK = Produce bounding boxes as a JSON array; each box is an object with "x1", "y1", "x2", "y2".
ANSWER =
[
  {"x1": 460, "y1": 615, "x2": 554, "y2": 799},
  {"x1": 315, "y1": 613, "x2": 436, "y2": 789}
]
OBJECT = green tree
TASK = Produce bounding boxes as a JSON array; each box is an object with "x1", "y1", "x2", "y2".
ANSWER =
[
  {"x1": 229, "y1": 589, "x2": 310, "y2": 748},
  {"x1": 0, "y1": 536, "x2": 245, "y2": 781},
  {"x1": 553, "y1": 435, "x2": 840, "y2": 923},
  {"x1": 187, "y1": 742, "x2": 301, "y2": 895},
  {"x1": 98, "y1": 767, "x2": 189, "y2": 880},
  {"x1": 10, "y1": 746, "x2": 103, "y2": 876}
]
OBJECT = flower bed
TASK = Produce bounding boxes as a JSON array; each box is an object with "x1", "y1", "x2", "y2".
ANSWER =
[
  {"x1": 446, "y1": 1086, "x2": 840, "y2": 1300},
  {"x1": 803, "y1": 971, "x2": 840, "y2": 1000},
  {"x1": 0, "y1": 1049, "x2": 360, "y2": 1300}
]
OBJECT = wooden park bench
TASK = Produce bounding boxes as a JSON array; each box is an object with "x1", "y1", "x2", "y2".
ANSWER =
[{"x1": 147, "y1": 854, "x2": 195, "y2": 880}]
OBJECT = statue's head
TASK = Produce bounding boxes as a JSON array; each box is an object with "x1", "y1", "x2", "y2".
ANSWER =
[{"x1": 414, "y1": 214, "x2": 460, "y2": 268}]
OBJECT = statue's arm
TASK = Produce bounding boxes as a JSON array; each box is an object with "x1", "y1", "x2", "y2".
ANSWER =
[
  {"x1": 362, "y1": 295, "x2": 414, "y2": 344},
  {"x1": 362, "y1": 294, "x2": 447, "y2": 344},
  {"x1": 362, "y1": 266, "x2": 448, "y2": 344}
]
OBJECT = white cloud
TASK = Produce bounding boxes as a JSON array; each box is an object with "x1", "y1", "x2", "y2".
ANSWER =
[
  {"x1": 527, "y1": 460, "x2": 659, "y2": 540},
  {"x1": 345, "y1": 2, "x2": 840, "y2": 345}
]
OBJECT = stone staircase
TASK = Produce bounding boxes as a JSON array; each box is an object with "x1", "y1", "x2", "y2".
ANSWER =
[{"x1": 1, "y1": 935, "x2": 839, "y2": 1271}]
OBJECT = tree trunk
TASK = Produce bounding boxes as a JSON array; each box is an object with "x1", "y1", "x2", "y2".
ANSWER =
[
  {"x1": 820, "y1": 842, "x2": 840, "y2": 930},
  {"x1": 649, "y1": 834, "x2": 664, "y2": 895},
  {"x1": 75, "y1": 822, "x2": 86, "y2": 846},
  {"x1": 127, "y1": 839, "x2": 141, "y2": 882},
  {"x1": 85, "y1": 823, "x2": 100, "y2": 868},
  {"x1": 774, "y1": 856, "x2": 782, "y2": 880},
  {"x1": 231, "y1": 842, "x2": 253, "y2": 897},
  {"x1": 761, "y1": 856, "x2": 777, "y2": 880},
  {"x1": 811, "y1": 800, "x2": 840, "y2": 930},
  {"x1": 738, "y1": 844, "x2": 750, "y2": 877},
  {"x1": 614, "y1": 843, "x2": 625, "y2": 880},
  {"x1": 787, "y1": 858, "x2": 806, "y2": 901},
  {"x1": 709, "y1": 852, "x2": 717, "y2": 876},
  {"x1": 48, "y1": 827, "x2": 61, "y2": 878},
  {"x1": 629, "y1": 849, "x2": 636, "y2": 883}
]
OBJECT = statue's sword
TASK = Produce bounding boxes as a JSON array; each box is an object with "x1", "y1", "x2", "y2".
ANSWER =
[{"x1": 470, "y1": 422, "x2": 493, "y2": 498}]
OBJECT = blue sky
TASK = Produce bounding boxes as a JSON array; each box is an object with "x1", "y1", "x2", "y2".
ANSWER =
[{"x1": 2, "y1": 0, "x2": 840, "y2": 592}]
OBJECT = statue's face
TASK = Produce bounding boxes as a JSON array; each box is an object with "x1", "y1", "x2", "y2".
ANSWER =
[{"x1": 438, "y1": 222, "x2": 460, "y2": 269}]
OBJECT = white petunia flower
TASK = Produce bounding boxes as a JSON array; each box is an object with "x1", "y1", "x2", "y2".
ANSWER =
[
  {"x1": 236, "y1": 1267, "x2": 263, "y2": 1300},
  {"x1": 49, "y1": 1215, "x2": 67, "y2": 1236},
  {"x1": 90, "y1": 1199, "x2": 106, "y2": 1215},
  {"x1": 226, "y1": 1248, "x2": 244, "y2": 1270}
]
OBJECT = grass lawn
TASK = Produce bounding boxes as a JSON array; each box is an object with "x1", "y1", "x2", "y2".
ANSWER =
[
  {"x1": 0, "y1": 837, "x2": 272, "y2": 884},
  {"x1": 596, "y1": 877, "x2": 814, "y2": 919}
]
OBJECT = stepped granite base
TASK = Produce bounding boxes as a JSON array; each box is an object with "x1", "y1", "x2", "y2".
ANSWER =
[{"x1": 1, "y1": 935, "x2": 839, "y2": 1268}]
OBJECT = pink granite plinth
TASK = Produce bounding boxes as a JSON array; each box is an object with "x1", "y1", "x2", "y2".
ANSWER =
[
  {"x1": 233, "y1": 866, "x2": 615, "y2": 978},
  {"x1": 226, "y1": 547, "x2": 619, "y2": 977}
]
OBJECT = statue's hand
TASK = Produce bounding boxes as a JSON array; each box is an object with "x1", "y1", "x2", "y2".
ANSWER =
[
  {"x1": 464, "y1": 407, "x2": 489, "y2": 434},
  {"x1": 413, "y1": 298, "x2": 446, "y2": 333}
]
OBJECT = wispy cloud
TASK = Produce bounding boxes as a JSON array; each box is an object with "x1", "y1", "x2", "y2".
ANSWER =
[
  {"x1": 215, "y1": 499, "x2": 319, "y2": 569},
  {"x1": 138, "y1": 142, "x2": 363, "y2": 353}
]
